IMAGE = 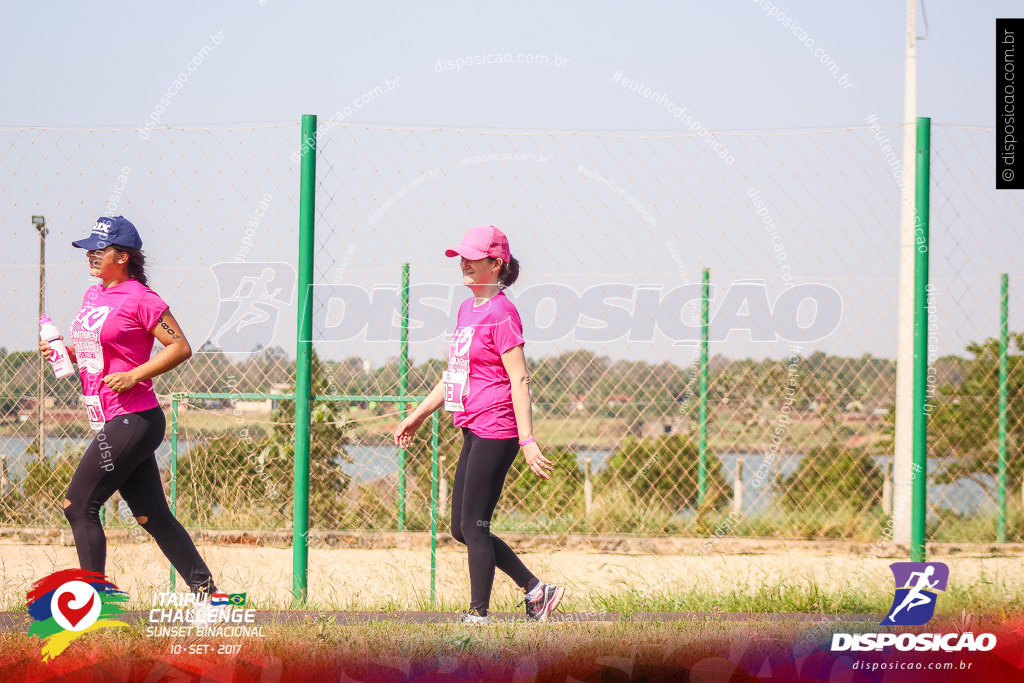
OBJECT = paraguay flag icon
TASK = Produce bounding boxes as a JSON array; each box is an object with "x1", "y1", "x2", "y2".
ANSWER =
[
  {"x1": 26, "y1": 569, "x2": 130, "y2": 660},
  {"x1": 883, "y1": 562, "x2": 949, "y2": 626}
]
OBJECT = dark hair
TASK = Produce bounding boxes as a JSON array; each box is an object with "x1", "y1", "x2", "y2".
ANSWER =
[
  {"x1": 112, "y1": 246, "x2": 148, "y2": 287},
  {"x1": 490, "y1": 256, "x2": 520, "y2": 289}
]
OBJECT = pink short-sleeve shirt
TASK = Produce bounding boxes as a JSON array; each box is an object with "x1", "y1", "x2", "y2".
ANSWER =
[
  {"x1": 69, "y1": 278, "x2": 169, "y2": 422},
  {"x1": 444, "y1": 292, "x2": 525, "y2": 439}
]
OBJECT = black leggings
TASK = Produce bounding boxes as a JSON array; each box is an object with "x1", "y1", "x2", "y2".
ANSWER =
[
  {"x1": 450, "y1": 428, "x2": 539, "y2": 615},
  {"x1": 63, "y1": 407, "x2": 216, "y2": 594}
]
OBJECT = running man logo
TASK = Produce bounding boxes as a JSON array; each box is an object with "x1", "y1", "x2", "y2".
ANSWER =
[
  {"x1": 883, "y1": 562, "x2": 949, "y2": 626},
  {"x1": 26, "y1": 569, "x2": 130, "y2": 661},
  {"x1": 207, "y1": 263, "x2": 295, "y2": 353}
]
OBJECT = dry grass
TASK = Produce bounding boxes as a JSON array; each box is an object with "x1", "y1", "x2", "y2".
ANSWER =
[{"x1": 3, "y1": 541, "x2": 1024, "y2": 617}]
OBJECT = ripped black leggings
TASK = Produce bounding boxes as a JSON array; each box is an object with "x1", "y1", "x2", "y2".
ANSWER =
[{"x1": 63, "y1": 406, "x2": 217, "y2": 594}]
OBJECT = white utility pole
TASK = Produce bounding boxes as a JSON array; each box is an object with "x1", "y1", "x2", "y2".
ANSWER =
[{"x1": 893, "y1": 0, "x2": 918, "y2": 546}]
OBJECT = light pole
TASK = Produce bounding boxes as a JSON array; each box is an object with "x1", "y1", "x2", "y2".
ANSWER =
[
  {"x1": 33, "y1": 215, "x2": 46, "y2": 461},
  {"x1": 893, "y1": 0, "x2": 919, "y2": 547}
]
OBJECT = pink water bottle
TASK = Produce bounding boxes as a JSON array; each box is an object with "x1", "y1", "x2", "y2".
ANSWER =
[{"x1": 39, "y1": 315, "x2": 75, "y2": 379}]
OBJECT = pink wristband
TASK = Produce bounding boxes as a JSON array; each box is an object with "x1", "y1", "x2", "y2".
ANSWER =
[{"x1": 519, "y1": 437, "x2": 535, "y2": 446}]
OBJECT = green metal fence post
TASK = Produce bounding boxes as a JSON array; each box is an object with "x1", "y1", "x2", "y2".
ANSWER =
[
  {"x1": 293, "y1": 114, "x2": 317, "y2": 606},
  {"x1": 169, "y1": 394, "x2": 179, "y2": 591},
  {"x1": 430, "y1": 411, "x2": 439, "y2": 608},
  {"x1": 999, "y1": 273, "x2": 1009, "y2": 542},
  {"x1": 911, "y1": 116, "x2": 930, "y2": 563},
  {"x1": 397, "y1": 263, "x2": 410, "y2": 531},
  {"x1": 698, "y1": 267, "x2": 709, "y2": 506}
]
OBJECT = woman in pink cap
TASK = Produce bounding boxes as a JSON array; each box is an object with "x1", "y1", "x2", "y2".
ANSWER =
[{"x1": 395, "y1": 225, "x2": 564, "y2": 624}]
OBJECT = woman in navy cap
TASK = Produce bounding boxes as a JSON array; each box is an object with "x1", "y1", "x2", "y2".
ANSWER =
[{"x1": 40, "y1": 216, "x2": 219, "y2": 598}]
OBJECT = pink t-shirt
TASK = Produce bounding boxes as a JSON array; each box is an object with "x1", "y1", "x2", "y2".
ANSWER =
[
  {"x1": 444, "y1": 292, "x2": 525, "y2": 439},
  {"x1": 69, "y1": 278, "x2": 168, "y2": 423}
]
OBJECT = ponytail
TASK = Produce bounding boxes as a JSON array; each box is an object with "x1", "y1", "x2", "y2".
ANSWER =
[
  {"x1": 114, "y1": 246, "x2": 149, "y2": 287},
  {"x1": 495, "y1": 256, "x2": 520, "y2": 289}
]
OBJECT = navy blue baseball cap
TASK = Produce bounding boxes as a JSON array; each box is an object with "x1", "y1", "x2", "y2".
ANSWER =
[{"x1": 72, "y1": 216, "x2": 143, "y2": 250}]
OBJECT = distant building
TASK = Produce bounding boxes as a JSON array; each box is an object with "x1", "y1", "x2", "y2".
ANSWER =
[
  {"x1": 234, "y1": 399, "x2": 276, "y2": 415},
  {"x1": 640, "y1": 419, "x2": 675, "y2": 439}
]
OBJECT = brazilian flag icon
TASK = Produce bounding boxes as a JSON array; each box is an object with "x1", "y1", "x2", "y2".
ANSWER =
[{"x1": 228, "y1": 593, "x2": 247, "y2": 606}]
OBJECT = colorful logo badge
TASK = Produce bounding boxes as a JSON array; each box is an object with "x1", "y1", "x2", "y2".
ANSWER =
[
  {"x1": 26, "y1": 569, "x2": 130, "y2": 660},
  {"x1": 883, "y1": 562, "x2": 949, "y2": 626}
]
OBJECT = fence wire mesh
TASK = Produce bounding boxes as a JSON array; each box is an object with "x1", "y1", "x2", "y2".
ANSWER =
[
  {"x1": 0, "y1": 123, "x2": 299, "y2": 533},
  {"x1": 1, "y1": 121, "x2": 1022, "y2": 544}
]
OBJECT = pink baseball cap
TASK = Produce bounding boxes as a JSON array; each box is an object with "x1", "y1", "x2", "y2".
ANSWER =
[{"x1": 445, "y1": 225, "x2": 511, "y2": 262}]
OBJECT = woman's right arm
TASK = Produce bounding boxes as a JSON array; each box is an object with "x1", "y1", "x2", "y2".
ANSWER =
[
  {"x1": 394, "y1": 380, "x2": 446, "y2": 447},
  {"x1": 39, "y1": 337, "x2": 76, "y2": 364}
]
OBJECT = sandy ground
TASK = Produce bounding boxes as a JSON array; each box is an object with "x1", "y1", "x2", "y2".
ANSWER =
[{"x1": 3, "y1": 540, "x2": 1024, "y2": 612}]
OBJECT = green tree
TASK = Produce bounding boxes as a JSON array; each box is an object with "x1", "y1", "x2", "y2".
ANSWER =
[
  {"x1": 233, "y1": 345, "x2": 292, "y2": 392},
  {"x1": 502, "y1": 446, "x2": 583, "y2": 521},
  {"x1": 778, "y1": 441, "x2": 883, "y2": 512},
  {"x1": 598, "y1": 433, "x2": 727, "y2": 511},
  {"x1": 176, "y1": 434, "x2": 289, "y2": 528},
  {"x1": 930, "y1": 334, "x2": 1024, "y2": 491},
  {"x1": 11, "y1": 443, "x2": 78, "y2": 525},
  {"x1": 264, "y1": 350, "x2": 351, "y2": 527},
  {"x1": 403, "y1": 404, "x2": 462, "y2": 510}
]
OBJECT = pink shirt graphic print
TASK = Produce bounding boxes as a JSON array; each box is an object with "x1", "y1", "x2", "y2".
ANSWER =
[
  {"x1": 445, "y1": 292, "x2": 525, "y2": 439},
  {"x1": 69, "y1": 279, "x2": 168, "y2": 426}
]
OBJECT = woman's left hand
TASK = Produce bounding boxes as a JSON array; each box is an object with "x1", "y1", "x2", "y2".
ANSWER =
[
  {"x1": 102, "y1": 371, "x2": 140, "y2": 393},
  {"x1": 522, "y1": 442, "x2": 553, "y2": 480}
]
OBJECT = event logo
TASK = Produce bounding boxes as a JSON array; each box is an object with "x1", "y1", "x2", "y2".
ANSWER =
[
  {"x1": 79, "y1": 306, "x2": 112, "y2": 332},
  {"x1": 26, "y1": 569, "x2": 130, "y2": 661},
  {"x1": 207, "y1": 262, "x2": 295, "y2": 353},
  {"x1": 451, "y1": 327, "x2": 474, "y2": 356},
  {"x1": 831, "y1": 561, "x2": 996, "y2": 653},
  {"x1": 883, "y1": 562, "x2": 949, "y2": 626},
  {"x1": 146, "y1": 590, "x2": 263, "y2": 639}
]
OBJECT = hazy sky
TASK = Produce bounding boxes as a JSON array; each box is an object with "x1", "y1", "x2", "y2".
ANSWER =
[
  {"x1": 0, "y1": 0, "x2": 1013, "y2": 129},
  {"x1": 1, "y1": 1, "x2": 1021, "y2": 366},
  {"x1": 0, "y1": 1, "x2": 1016, "y2": 129}
]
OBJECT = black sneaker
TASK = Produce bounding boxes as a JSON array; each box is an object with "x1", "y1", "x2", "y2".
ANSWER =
[{"x1": 524, "y1": 583, "x2": 564, "y2": 622}]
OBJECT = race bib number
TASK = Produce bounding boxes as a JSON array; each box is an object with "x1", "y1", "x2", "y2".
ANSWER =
[
  {"x1": 442, "y1": 370, "x2": 468, "y2": 412},
  {"x1": 83, "y1": 394, "x2": 105, "y2": 431}
]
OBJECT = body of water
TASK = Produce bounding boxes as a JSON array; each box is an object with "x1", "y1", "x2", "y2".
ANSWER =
[{"x1": 0, "y1": 437, "x2": 997, "y2": 517}]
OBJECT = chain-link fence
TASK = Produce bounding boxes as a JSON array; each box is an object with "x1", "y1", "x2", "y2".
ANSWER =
[
  {"x1": 1, "y1": 121, "x2": 1022, "y2": 544},
  {"x1": 0, "y1": 123, "x2": 299, "y2": 533}
]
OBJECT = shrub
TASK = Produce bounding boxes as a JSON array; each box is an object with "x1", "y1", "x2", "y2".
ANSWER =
[
  {"x1": 598, "y1": 434, "x2": 728, "y2": 513},
  {"x1": 778, "y1": 442, "x2": 883, "y2": 513},
  {"x1": 499, "y1": 446, "x2": 584, "y2": 525}
]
